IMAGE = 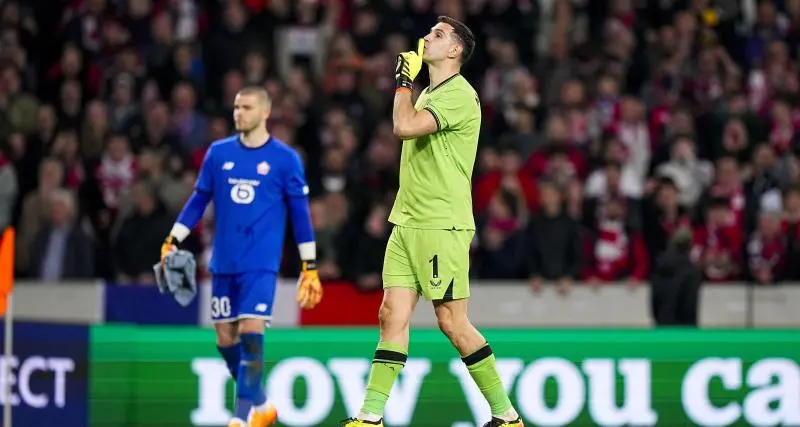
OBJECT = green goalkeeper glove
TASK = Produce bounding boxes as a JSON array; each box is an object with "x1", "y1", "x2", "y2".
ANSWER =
[{"x1": 395, "y1": 39, "x2": 424, "y2": 89}]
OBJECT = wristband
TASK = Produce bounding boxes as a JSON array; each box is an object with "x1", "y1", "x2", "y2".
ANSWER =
[{"x1": 396, "y1": 78, "x2": 413, "y2": 90}]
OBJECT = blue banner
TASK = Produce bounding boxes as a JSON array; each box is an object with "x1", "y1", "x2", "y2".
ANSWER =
[
  {"x1": 0, "y1": 321, "x2": 89, "y2": 427},
  {"x1": 103, "y1": 284, "x2": 199, "y2": 325}
]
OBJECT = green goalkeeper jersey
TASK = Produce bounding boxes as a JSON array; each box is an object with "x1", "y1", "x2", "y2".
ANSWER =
[{"x1": 388, "y1": 74, "x2": 481, "y2": 231}]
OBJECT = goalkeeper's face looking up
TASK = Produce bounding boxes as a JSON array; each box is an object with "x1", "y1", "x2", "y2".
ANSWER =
[
  {"x1": 233, "y1": 87, "x2": 271, "y2": 135},
  {"x1": 422, "y1": 16, "x2": 476, "y2": 67}
]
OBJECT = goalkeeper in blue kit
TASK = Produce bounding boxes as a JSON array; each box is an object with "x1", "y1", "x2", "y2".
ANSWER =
[{"x1": 161, "y1": 87, "x2": 323, "y2": 427}]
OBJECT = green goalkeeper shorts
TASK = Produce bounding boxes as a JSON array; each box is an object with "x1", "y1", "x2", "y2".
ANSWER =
[{"x1": 382, "y1": 225, "x2": 474, "y2": 301}]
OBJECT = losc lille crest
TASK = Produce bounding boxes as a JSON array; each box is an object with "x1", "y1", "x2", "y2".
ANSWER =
[{"x1": 257, "y1": 161, "x2": 270, "y2": 175}]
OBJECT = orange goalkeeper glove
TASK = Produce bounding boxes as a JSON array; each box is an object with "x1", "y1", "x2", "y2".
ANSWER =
[
  {"x1": 161, "y1": 235, "x2": 177, "y2": 264},
  {"x1": 297, "y1": 260, "x2": 323, "y2": 309}
]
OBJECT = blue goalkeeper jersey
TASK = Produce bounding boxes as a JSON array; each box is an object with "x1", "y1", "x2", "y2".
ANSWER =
[{"x1": 196, "y1": 135, "x2": 309, "y2": 274}]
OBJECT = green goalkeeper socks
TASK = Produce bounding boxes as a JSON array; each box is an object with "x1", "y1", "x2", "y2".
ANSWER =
[
  {"x1": 463, "y1": 344, "x2": 514, "y2": 417},
  {"x1": 361, "y1": 342, "x2": 408, "y2": 417}
]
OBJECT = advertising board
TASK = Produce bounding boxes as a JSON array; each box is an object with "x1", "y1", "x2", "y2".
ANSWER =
[
  {"x1": 89, "y1": 327, "x2": 800, "y2": 426},
  {"x1": 0, "y1": 321, "x2": 89, "y2": 427}
]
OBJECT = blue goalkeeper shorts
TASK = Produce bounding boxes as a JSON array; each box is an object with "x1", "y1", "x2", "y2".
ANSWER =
[{"x1": 210, "y1": 270, "x2": 277, "y2": 324}]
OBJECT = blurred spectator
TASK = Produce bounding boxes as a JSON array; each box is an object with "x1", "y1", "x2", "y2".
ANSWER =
[
  {"x1": 95, "y1": 134, "x2": 137, "y2": 215},
  {"x1": 611, "y1": 97, "x2": 651, "y2": 198},
  {"x1": 353, "y1": 203, "x2": 390, "y2": 291},
  {"x1": 559, "y1": 79, "x2": 591, "y2": 147},
  {"x1": 137, "y1": 148, "x2": 193, "y2": 215},
  {"x1": 57, "y1": 79, "x2": 84, "y2": 130},
  {"x1": 170, "y1": 82, "x2": 206, "y2": 150},
  {"x1": 692, "y1": 197, "x2": 743, "y2": 282},
  {"x1": 51, "y1": 129, "x2": 86, "y2": 192},
  {"x1": 585, "y1": 136, "x2": 642, "y2": 199},
  {"x1": 698, "y1": 156, "x2": 745, "y2": 228},
  {"x1": 3, "y1": 0, "x2": 800, "y2": 288},
  {"x1": 744, "y1": 143, "x2": 783, "y2": 230},
  {"x1": 191, "y1": 116, "x2": 230, "y2": 171},
  {"x1": 525, "y1": 180, "x2": 581, "y2": 294},
  {"x1": 204, "y1": 0, "x2": 262, "y2": 99},
  {"x1": 524, "y1": 113, "x2": 587, "y2": 184},
  {"x1": 350, "y1": 121, "x2": 399, "y2": 213},
  {"x1": 767, "y1": 97, "x2": 798, "y2": 155},
  {"x1": 1, "y1": 64, "x2": 39, "y2": 137},
  {"x1": 654, "y1": 135, "x2": 714, "y2": 207},
  {"x1": 29, "y1": 189, "x2": 94, "y2": 281},
  {"x1": 589, "y1": 75, "x2": 620, "y2": 141},
  {"x1": 15, "y1": 157, "x2": 62, "y2": 276},
  {"x1": 747, "y1": 201, "x2": 787, "y2": 285},
  {"x1": 783, "y1": 184, "x2": 800, "y2": 280},
  {"x1": 650, "y1": 229, "x2": 702, "y2": 326},
  {"x1": 81, "y1": 99, "x2": 111, "y2": 159},
  {"x1": 642, "y1": 177, "x2": 691, "y2": 268},
  {"x1": 491, "y1": 70, "x2": 542, "y2": 150},
  {"x1": 474, "y1": 144, "x2": 538, "y2": 215},
  {"x1": 112, "y1": 180, "x2": 172, "y2": 284},
  {"x1": 583, "y1": 161, "x2": 641, "y2": 230},
  {"x1": 0, "y1": 149, "x2": 17, "y2": 231},
  {"x1": 310, "y1": 199, "x2": 340, "y2": 280},
  {"x1": 134, "y1": 100, "x2": 183, "y2": 156},
  {"x1": 582, "y1": 196, "x2": 648, "y2": 285},
  {"x1": 324, "y1": 33, "x2": 364, "y2": 94},
  {"x1": 316, "y1": 192, "x2": 352, "y2": 277},
  {"x1": 713, "y1": 118, "x2": 751, "y2": 165},
  {"x1": 31, "y1": 104, "x2": 58, "y2": 150},
  {"x1": 474, "y1": 189, "x2": 526, "y2": 280}
]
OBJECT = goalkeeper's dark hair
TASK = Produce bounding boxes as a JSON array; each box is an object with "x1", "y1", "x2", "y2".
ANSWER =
[{"x1": 437, "y1": 16, "x2": 475, "y2": 64}]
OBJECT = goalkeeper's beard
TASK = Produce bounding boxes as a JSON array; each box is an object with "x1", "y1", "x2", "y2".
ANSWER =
[{"x1": 237, "y1": 122, "x2": 263, "y2": 135}]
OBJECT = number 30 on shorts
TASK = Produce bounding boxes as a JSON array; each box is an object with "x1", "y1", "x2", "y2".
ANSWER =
[{"x1": 211, "y1": 296, "x2": 231, "y2": 318}]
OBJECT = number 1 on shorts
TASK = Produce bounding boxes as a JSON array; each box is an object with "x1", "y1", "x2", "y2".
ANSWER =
[{"x1": 429, "y1": 254, "x2": 439, "y2": 279}]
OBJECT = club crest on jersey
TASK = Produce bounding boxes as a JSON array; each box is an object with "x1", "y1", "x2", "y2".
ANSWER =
[{"x1": 257, "y1": 161, "x2": 270, "y2": 175}]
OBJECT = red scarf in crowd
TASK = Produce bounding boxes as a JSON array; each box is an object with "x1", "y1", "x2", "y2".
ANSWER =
[
  {"x1": 96, "y1": 153, "x2": 136, "y2": 210},
  {"x1": 692, "y1": 225, "x2": 741, "y2": 281},
  {"x1": 590, "y1": 220, "x2": 634, "y2": 281}
]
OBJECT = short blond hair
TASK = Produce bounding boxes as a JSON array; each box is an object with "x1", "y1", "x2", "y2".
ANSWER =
[{"x1": 237, "y1": 86, "x2": 271, "y2": 106}]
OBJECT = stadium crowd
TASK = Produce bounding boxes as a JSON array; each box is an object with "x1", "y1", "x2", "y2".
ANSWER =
[{"x1": 1, "y1": 0, "x2": 800, "y2": 292}]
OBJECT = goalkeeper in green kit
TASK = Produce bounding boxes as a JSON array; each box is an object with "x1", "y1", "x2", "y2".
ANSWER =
[{"x1": 340, "y1": 16, "x2": 524, "y2": 427}]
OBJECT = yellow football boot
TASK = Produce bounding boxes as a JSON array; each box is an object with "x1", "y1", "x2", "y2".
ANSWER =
[
  {"x1": 227, "y1": 418, "x2": 246, "y2": 427},
  {"x1": 339, "y1": 417, "x2": 383, "y2": 426}
]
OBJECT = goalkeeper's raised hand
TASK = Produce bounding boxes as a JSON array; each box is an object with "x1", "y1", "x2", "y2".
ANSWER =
[
  {"x1": 395, "y1": 38, "x2": 425, "y2": 89},
  {"x1": 297, "y1": 260, "x2": 323, "y2": 309}
]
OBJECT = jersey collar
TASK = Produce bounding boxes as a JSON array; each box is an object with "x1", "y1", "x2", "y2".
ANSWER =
[
  {"x1": 426, "y1": 73, "x2": 460, "y2": 94},
  {"x1": 237, "y1": 134, "x2": 273, "y2": 150}
]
